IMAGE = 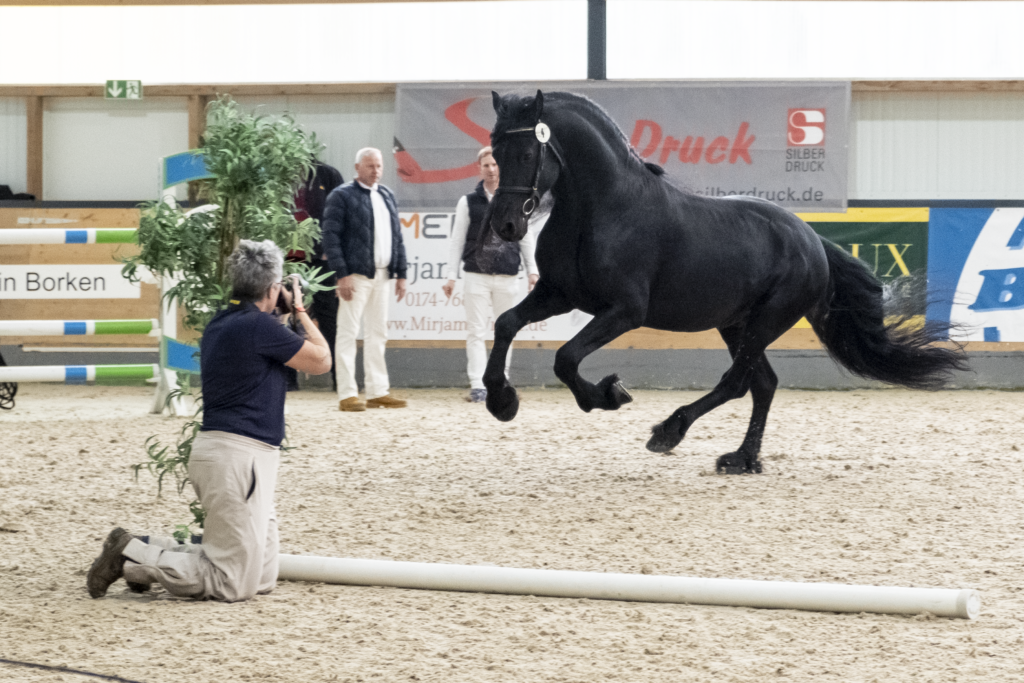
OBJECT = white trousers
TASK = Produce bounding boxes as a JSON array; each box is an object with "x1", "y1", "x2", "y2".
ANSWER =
[
  {"x1": 122, "y1": 430, "x2": 280, "y2": 602},
  {"x1": 336, "y1": 268, "x2": 392, "y2": 401},
  {"x1": 464, "y1": 271, "x2": 520, "y2": 390}
]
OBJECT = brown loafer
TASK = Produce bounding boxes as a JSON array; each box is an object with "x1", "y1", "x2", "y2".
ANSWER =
[
  {"x1": 86, "y1": 527, "x2": 134, "y2": 598},
  {"x1": 366, "y1": 394, "x2": 407, "y2": 409},
  {"x1": 339, "y1": 397, "x2": 366, "y2": 412}
]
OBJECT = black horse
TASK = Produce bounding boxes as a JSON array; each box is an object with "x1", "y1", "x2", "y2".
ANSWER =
[{"x1": 480, "y1": 90, "x2": 967, "y2": 474}]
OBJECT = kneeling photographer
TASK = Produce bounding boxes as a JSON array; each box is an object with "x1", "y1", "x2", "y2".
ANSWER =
[{"x1": 87, "y1": 239, "x2": 331, "y2": 602}]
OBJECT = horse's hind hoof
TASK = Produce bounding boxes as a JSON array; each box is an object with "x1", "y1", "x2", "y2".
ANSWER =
[
  {"x1": 486, "y1": 384, "x2": 520, "y2": 422},
  {"x1": 646, "y1": 422, "x2": 683, "y2": 453},
  {"x1": 715, "y1": 452, "x2": 763, "y2": 475}
]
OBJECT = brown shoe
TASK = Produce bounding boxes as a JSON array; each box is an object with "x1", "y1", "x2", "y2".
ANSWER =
[
  {"x1": 86, "y1": 527, "x2": 133, "y2": 598},
  {"x1": 366, "y1": 394, "x2": 407, "y2": 409},
  {"x1": 339, "y1": 397, "x2": 366, "y2": 412}
]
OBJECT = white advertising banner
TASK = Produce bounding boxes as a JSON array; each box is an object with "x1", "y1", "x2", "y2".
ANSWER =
[
  {"x1": 391, "y1": 212, "x2": 591, "y2": 341},
  {"x1": 395, "y1": 81, "x2": 850, "y2": 212},
  {"x1": 0, "y1": 265, "x2": 142, "y2": 299}
]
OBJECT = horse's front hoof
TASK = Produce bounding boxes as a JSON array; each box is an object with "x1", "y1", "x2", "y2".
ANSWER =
[
  {"x1": 646, "y1": 421, "x2": 683, "y2": 453},
  {"x1": 609, "y1": 380, "x2": 633, "y2": 408},
  {"x1": 486, "y1": 383, "x2": 520, "y2": 422},
  {"x1": 597, "y1": 374, "x2": 633, "y2": 410},
  {"x1": 715, "y1": 452, "x2": 762, "y2": 475}
]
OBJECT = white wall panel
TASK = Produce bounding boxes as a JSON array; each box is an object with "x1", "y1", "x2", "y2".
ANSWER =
[
  {"x1": 936, "y1": 94, "x2": 1024, "y2": 199},
  {"x1": 0, "y1": 2, "x2": 586, "y2": 85},
  {"x1": 608, "y1": 1, "x2": 1024, "y2": 80},
  {"x1": 232, "y1": 93, "x2": 397, "y2": 192},
  {"x1": 0, "y1": 97, "x2": 27, "y2": 195},
  {"x1": 43, "y1": 97, "x2": 188, "y2": 201},
  {"x1": 5, "y1": 2, "x2": 1023, "y2": 84},
  {"x1": 850, "y1": 93, "x2": 939, "y2": 199},
  {"x1": 851, "y1": 92, "x2": 1024, "y2": 200}
]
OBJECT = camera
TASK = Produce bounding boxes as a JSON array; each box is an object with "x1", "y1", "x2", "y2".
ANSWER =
[{"x1": 276, "y1": 275, "x2": 309, "y2": 314}]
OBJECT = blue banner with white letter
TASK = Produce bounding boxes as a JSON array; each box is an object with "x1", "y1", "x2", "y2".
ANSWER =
[{"x1": 927, "y1": 208, "x2": 1024, "y2": 342}]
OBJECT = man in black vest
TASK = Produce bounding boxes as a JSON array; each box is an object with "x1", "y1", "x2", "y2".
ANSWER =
[{"x1": 443, "y1": 147, "x2": 539, "y2": 403}]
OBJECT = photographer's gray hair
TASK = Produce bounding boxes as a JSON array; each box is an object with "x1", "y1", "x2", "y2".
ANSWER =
[{"x1": 228, "y1": 239, "x2": 284, "y2": 301}]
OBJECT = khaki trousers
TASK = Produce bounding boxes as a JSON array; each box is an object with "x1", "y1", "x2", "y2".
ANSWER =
[
  {"x1": 123, "y1": 430, "x2": 280, "y2": 602},
  {"x1": 464, "y1": 272, "x2": 519, "y2": 390},
  {"x1": 336, "y1": 268, "x2": 392, "y2": 401}
]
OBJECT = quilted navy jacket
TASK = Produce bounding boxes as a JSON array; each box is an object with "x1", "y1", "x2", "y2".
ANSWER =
[{"x1": 321, "y1": 181, "x2": 407, "y2": 280}]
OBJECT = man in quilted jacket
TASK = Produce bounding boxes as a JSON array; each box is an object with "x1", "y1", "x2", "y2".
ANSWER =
[{"x1": 321, "y1": 147, "x2": 408, "y2": 412}]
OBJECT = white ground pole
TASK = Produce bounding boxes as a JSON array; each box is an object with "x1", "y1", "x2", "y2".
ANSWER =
[{"x1": 277, "y1": 555, "x2": 981, "y2": 620}]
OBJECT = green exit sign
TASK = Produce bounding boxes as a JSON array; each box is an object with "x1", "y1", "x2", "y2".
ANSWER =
[{"x1": 105, "y1": 80, "x2": 143, "y2": 100}]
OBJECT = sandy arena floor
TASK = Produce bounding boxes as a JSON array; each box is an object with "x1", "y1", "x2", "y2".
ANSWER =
[{"x1": 1, "y1": 383, "x2": 1022, "y2": 682}]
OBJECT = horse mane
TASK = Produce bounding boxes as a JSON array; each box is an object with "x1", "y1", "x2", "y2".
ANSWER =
[{"x1": 492, "y1": 91, "x2": 660, "y2": 180}]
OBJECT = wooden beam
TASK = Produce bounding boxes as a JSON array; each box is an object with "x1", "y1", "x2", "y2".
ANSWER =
[
  {"x1": 4, "y1": 81, "x2": 1024, "y2": 99},
  {"x1": 149, "y1": 82, "x2": 398, "y2": 97},
  {"x1": 187, "y1": 94, "x2": 207, "y2": 149},
  {"x1": 0, "y1": 85, "x2": 104, "y2": 97},
  {"x1": 25, "y1": 96, "x2": 43, "y2": 200},
  {"x1": 852, "y1": 80, "x2": 1024, "y2": 92},
  {"x1": 186, "y1": 94, "x2": 208, "y2": 204},
  {"x1": 0, "y1": 0, "x2": 519, "y2": 4},
  {"x1": 0, "y1": 82, "x2": 398, "y2": 98}
]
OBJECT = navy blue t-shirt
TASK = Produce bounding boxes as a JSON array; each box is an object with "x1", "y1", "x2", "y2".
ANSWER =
[{"x1": 200, "y1": 301, "x2": 305, "y2": 447}]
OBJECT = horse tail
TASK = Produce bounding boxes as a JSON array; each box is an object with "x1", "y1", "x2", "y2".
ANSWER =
[{"x1": 808, "y1": 237, "x2": 968, "y2": 390}]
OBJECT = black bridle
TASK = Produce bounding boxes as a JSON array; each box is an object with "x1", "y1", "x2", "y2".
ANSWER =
[{"x1": 494, "y1": 122, "x2": 564, "y2": 217}]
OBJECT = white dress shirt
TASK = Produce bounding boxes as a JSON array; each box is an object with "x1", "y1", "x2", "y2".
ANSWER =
[
  {"x1": 445, "y1": 187, "x2": 540, "y2": 280},
  {"x1": 359, "y1": 180, "x2": 392, "y2": 270}
]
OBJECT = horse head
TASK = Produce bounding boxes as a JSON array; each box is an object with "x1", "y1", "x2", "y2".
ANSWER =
[{"x1": 487, "y1": 90, "x2": 562, "y2": 242}]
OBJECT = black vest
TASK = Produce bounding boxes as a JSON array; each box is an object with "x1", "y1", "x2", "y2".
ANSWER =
[{"x1": 461, "y1": 181, "x2": 521, "y2": 276}]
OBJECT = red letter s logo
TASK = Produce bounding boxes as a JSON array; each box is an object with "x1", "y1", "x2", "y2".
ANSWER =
[{"x1": 787, "y1": 109, "x2": 825, "y2": 146}]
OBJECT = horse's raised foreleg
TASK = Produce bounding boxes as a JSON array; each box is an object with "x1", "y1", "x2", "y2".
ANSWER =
[
  {"x1": 553, "y1": 307, "x2": 641, "y2": 413},
  {"x1": 484, "y1": 282, "x2": 572, "y2": 422}
]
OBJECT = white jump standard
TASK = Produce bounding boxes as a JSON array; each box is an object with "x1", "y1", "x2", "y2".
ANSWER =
[{"x1": 277, "y1": 555, "x2": 981, "y2": 620}]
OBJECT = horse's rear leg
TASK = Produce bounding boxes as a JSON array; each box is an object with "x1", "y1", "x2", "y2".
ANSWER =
[
  {"x1": 553, "y1": 308, "x2": 641, "y2": 413},
  {"x1": 645, "y1": 316, "x2": 789, "y2": 470},
  {"x1": 484, "y1": 283, "x2": 572, "y2": 422},
  {"x1": 712, "y1": 327, "x2": 778, "y2": 474},
  {"x1": 646, "y1": 351, "x2": 757, "y2": 455}
]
